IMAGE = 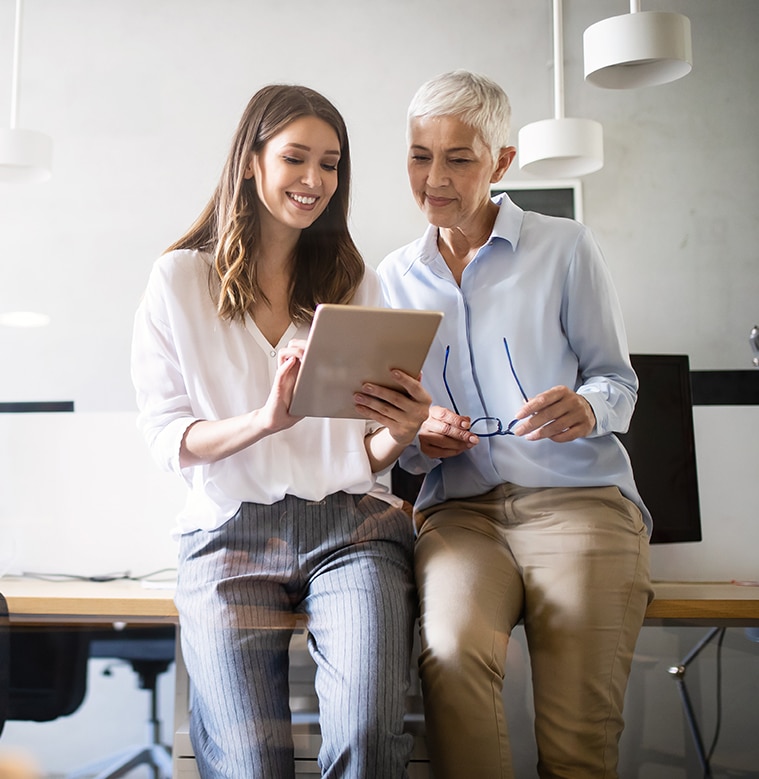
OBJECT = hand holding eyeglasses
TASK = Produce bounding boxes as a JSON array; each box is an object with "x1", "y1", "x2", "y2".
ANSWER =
[
  {"x1": 418, "y1": 405, "x2": 480, "y2": 460},
  {"x1": 512, "y1": 385, "x2": 596, "y2": 443},
  {"x1": 443, "y1": 338, "x2": 597, "y2": 443}
]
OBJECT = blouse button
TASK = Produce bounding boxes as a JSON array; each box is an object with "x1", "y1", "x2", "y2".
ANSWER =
[{"x1": 270, "y1": 349, "x2": 277, "y2": 358}]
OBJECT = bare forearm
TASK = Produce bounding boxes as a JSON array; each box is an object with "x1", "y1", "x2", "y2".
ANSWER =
[
  {"x1": 179, "y1": 411, "x2": 273, "y2": 468},
  {"x1": 356, "y1": 369, "x2": 432, "y2": 473},
  {"x1": 364, "y1": 426, "x2": 414, "y2": 474},
  {"x1": 179, "y1": 348, "x2": 304, "y2": 468}
]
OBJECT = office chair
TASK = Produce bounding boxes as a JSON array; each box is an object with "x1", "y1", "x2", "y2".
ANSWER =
[
  {"x1": 66, "y1": 626, "x2": 175, "y2": 779},
  {"x1": 1, "y1": 593, "x2": 8, "y2": 736},
  {"x1": 0, "y1": 593, "x2": 90, "y2": 738},
  {"x1": 0, "y1": 595, "x2": 90, "y2": 729}
]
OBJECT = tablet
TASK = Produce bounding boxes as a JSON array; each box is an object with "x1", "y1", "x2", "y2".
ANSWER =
[{"x1": 289, "y1": 304, "x2": 443, "y2": 419}]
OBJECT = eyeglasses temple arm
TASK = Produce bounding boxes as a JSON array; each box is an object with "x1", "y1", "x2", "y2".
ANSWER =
[
  {"x1": 442, "y1": 346, "x2": 462, "y2": 415},
  {"x1": 503, "y1": 338, "x2": 529, "y2": 404}
]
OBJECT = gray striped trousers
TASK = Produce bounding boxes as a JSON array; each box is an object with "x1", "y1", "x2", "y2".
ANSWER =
[{"x1": 175, "y1": 492, "x2": 417, "y2": 778}]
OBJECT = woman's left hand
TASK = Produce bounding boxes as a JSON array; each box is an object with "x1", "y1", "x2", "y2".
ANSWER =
[
  {"x1": 512, "y1": 385, "x2": 596, "y2": 442},
  {"x1": 354, "y1": 370, "x2": 431, "y2": 446}
]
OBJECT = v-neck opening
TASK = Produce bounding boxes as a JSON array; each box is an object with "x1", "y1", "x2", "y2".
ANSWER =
[{"x1": 245, "y1": 316, "x2": 298, "y2": 352}]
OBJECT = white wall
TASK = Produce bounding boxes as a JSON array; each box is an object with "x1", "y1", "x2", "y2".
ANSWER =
[
  {"x1": 0, "y1": 412, "x2": 183, "y2": 579},
  {"x1": 651, "y1": 405, "x2": 759, "y2": 583},
  {"x1": 1, "y1": 1, "x2": 758, "y2": 776}
]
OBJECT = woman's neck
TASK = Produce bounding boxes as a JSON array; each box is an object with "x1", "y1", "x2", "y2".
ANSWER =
[
  {"x1": 257, "y1": 214, "x2": 301, "y2": 273},
  {"x1": 437, "y1": 200, "x2": 499, "y2": 284},
  {"x1": 248, "y1": 219, "x2": 300, "y2": 346}
]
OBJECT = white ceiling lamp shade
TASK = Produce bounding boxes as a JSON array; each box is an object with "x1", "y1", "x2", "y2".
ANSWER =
[
  {"x1": 584, "y1": 2, "x2": 693, "y2": 89},
  {"x1": 0, "y1": 310, "x2": 50, "y2": 327},
  {"x1": 518, "y1": 117, "x2": 603, "y2": 179},
  {"x1": 0, "y1": 128, "x2": 52, "y2": 183},
  {"x1": 0, "y1": 0, "x2": 52, "y2": 183},
  {"x1": 519, "y1": 0, "x2": 603, "y2": 178}
]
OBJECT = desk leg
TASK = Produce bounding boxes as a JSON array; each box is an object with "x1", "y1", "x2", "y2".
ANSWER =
[
  {"x1": 667, "y1": 626, "x2": 725, "y2": 778},
  {"x1": 172, "y1": 627, "x2": 199, "y2": 777}
]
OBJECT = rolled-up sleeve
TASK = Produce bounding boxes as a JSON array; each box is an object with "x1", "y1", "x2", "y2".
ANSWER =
[{"x1": 131, "y1": 265, "x2": 197, "y2": 478}]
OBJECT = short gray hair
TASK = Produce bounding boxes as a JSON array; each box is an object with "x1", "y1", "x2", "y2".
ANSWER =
[{"x1": 407, "y1": 70, "x2": 512, "y2": 159}]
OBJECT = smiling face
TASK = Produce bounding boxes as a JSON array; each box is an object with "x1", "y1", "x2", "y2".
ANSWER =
[
  {"x1": 407, "y1": 114, "x2": 515, "y2": 234},
  {"x1": 245, "y1": 115, "x2": 341, "y2": 236}
]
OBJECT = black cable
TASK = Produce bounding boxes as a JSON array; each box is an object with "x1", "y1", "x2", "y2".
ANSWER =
[
  {"x1": 704, "y1": 626, "x2": 727, "y2": 776},
  {"x1": 19, "y1": 568, "x2": 177, "y2": 583},
  {"x1": 20, "y1": 571, "x2": 131, "y2": 582}
]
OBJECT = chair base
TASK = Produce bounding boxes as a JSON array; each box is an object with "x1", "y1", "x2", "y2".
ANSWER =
[{"x1": 66, "y1": 744, "x2": 172, "y2": 779}]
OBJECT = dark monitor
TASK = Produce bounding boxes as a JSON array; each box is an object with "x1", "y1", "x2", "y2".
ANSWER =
[
  {"x1": 619, "y1": 354, "x2": 702, "y2": 544},
  {"x1": 0, "y1": 401, "x2": 74, "y2": 413},
  {"x1": 491, "y1": 182, "x2": 582, "y2": 221}
]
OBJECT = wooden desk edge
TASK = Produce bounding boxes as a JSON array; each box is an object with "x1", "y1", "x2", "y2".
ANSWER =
[
  {"x1": 645, "y1": 581, "x2": 759, "y2": 626},
  {"x1": 5, "y1": 598, "x2": 179, "y2": 625},
  {"x1": 1, "y1": 579, "x2": 178, "y2": 625},
  {"x1": 3, "y1": 579, "x2": 759, "y2": 626}
]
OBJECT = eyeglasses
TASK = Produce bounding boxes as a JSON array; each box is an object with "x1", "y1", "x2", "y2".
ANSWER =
[{"x1": 442, "y1": 338, "x2": 529, "y2": 437}]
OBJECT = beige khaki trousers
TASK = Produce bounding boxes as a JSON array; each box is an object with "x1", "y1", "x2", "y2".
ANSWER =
[{"x1": 414, "y1": 483, "x2": 653, "y2": 779}]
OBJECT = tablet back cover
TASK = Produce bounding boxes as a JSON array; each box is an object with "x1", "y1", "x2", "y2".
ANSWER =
[{"x1": 289, "y1": 305, "x2": 442, "y2": 418}]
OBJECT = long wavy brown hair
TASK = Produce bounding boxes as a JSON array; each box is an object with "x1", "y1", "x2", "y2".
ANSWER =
[{"x1": 165, "y1": 84, "x2": 364, "y2": 323}]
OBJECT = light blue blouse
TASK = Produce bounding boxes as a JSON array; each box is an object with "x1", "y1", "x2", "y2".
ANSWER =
[{"x1": 378, "y1": 194, "x2": 651, "y2": 533}]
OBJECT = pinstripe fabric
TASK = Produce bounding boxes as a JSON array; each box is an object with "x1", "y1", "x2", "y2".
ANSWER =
[{"x1": 175, "y1": 492, "x2": 416, "y2": 778}]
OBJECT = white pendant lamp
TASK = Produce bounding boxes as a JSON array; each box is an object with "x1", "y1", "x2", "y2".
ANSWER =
[
  {"x1": 0, "y1": 0, "x2": 52, "y2": 183},
  {"x1": 584, "y1": 2, "x2": 692, "y2": 89},
  {"x1": 0, "y1": 310, "x2": 50, "y2": 327},
  {"x1": 519, "y1": 0, "x2": 603, "y2": 178}
]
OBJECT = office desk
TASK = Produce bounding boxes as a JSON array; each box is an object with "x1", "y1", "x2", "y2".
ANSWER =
[
  {"x1": 3, "y1": 578, "x2": 759, "y2": 777},
  {"x1": 645, "y1": 581, "x2": 759, "y2": 626},
  {"x1": 4, "y1": 577, "x2": 759, "y2": 626},
  {"x1": 1, "y1": 577, "x2": 179, "y2": 626}
]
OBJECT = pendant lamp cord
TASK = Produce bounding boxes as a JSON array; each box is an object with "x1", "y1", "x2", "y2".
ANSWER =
[
  {"x1": 552, "y1": 0, "x2": 564, "y2": 120},
  {"x1": 10, "y1": 0, "x2": 24, "y2": 129}
]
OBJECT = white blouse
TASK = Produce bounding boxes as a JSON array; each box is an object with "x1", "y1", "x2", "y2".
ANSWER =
[{"x1": 131, "y1": 249, "x2": 398, "y2": 534}]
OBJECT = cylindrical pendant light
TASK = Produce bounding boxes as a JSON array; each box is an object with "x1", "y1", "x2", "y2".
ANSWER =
[
  {"x1": 584, "y1": 2, "x2": 692, "y2": 89},
  {"x1": 519, "y1": 0, "x2": 603, "y2": 178},
  {"x1": 0, "y1": 0, "x2": 52, "y2": 183},
  {"x1": 0, "y1": 311, "x2": 51, "y2": 327}
]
